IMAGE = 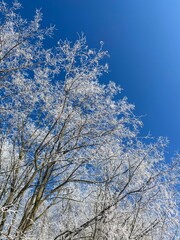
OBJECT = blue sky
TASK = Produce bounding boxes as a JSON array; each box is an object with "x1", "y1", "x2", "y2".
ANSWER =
[{"x1": 9, "y1": 0, "x2": 180, "y2": 156}]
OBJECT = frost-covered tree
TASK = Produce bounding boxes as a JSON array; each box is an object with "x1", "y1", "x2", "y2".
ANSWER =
[{"x1": 0, "y1": 1, "x2": 179, "y2": 240}]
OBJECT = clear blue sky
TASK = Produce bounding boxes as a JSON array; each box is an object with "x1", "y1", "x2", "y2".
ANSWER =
[{"x1": 8, "y1": 0, "x2": 180, "y2": 155}]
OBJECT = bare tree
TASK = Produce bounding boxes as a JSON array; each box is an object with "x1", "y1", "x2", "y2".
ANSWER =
[{"x1": 0, "y1": 1, "x2": 179, "y2": 239}]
